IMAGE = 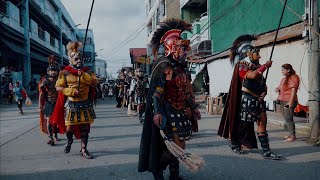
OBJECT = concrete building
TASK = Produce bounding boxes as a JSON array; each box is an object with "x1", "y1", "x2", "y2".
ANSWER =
[
  {"x1": 0, "y1": 0, "x2": 95, "y2": 86},
  {"x1": 94, "y1": 58, "x2": 107, "y2": 78},
  {"x1": 145, "y1": 0, "x2": 180, "y2": 74}
]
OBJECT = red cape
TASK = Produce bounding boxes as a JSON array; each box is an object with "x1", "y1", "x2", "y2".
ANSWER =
[
  {"x1": 51, "y1": 66, "x2": 96, "y2": 138},
  {"x1": 217, "y1": 63, "x2": 257, "y2": 149}
]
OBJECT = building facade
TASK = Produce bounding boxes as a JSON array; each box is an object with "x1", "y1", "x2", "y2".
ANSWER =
[
  {"x1": 145, "y1": 0, "x2": 180, "y2": 75},
  {"x1": 0, "y1": 0, "x2": 95, "y2": 87},
  {"x1": 94, "y1": 58, "x2": 107, "y2": 78}
]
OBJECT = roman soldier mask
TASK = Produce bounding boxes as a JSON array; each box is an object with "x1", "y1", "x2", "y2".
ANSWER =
[
  {"x1": 67, "y1": 41, "x2": 83, "y2": 69},
  {"x1": 47, "y1": 55, "x2": 59, "y2": 78},
  {"x1": 160, "y1": 29, "x2": 191, "y2": 62}
]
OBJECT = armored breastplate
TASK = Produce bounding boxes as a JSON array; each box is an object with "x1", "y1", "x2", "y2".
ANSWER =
[
  {"x1": 45, "y1": 78, "x2": 58, "y2": 103},
  {"x1": 136, "y1": 78, "x2": 146, "y2": 96},
  {"x1": 242, "y1": 67, "x2": 266, "y2": 96},
  {"x1": 164, "y1": 67, "x2": 188, "y2": 110}
]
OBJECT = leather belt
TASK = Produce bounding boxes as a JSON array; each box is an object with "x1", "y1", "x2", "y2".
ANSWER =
[{"x1": 241, "y1": 87, "x2": 259, "y2": 98}]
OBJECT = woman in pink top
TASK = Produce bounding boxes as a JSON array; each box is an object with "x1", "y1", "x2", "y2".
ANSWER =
[{"x1": 275, "y1": 64, "x2": 300, "y2": 142}]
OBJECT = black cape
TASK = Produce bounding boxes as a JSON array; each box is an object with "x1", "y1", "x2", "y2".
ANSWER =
[{"x1": 138, "y1": 57, "x2": 170, "y2": 173}]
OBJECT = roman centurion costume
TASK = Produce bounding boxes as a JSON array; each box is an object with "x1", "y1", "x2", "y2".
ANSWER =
[
  {"x1": 217, "y1": 35, "x2": 281, "y2": 160},
  {"x1": 129, "y1": 68, "x2": 148, "y2": 123},
  {"x1": 39, "y1": 55, "x2": 60, "y2": 145},
  {"x1": 52, "y1": 41, "x2": 97, "y2": 159},
  {"x1": 138, "y1": 18, "x2": 201, "y2": 180}
]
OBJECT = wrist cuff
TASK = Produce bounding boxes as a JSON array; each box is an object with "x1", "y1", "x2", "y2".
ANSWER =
[{"x1": 257, "y1": 64, "x2": 267, "y2": 74}]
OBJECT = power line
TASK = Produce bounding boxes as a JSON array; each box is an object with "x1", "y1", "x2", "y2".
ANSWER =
[{"x1": 104, "y1": 0, "x2": 176, "y2": 58}]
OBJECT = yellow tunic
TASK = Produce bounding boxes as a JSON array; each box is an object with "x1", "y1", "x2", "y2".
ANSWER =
[{"x1": 56, "y1": 70, "x2": 97, "y2": 126}]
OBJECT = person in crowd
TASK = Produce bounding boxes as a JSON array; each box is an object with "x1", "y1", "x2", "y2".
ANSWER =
[
  {"x1": 218, "y1": 34, "x2": 281, "y2": 160},
  {"x1": 38, "y1": 55, "x2": 61, "y2": 146},
  {"x1": 53, "y1": 41, "x2": 97, "y2": 159},
  {"x1": 138, "y1": 18, "x2": 201, "y2": 180},
  {"x1": 12, "y1": 81, "x2": 27, "y2": 115},
  {"x1": 275, "y1": 63, "x2": 300, "y2": 142},
  {"x1": 28, "y1": 78, "x2": 38, "y2": 100}
]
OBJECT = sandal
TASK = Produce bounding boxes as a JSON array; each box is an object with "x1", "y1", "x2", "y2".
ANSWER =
[
  {"x1": 262, "y1": 151, "x2": 281, "y2": 160},
  {"x1": 47, "y1": 138, "x2": 55, "y2": 146},
  {"x1": 285, "y1": 137, "x2": 296, "y2": 142},
  {"x1": 80, "y1": 149, "x2": 93, "y2": 159},
  {"x1": 64, "y1": 140, "x2": 73, "y2": 153}
]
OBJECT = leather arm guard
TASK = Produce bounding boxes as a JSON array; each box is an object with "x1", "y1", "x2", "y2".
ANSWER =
[
  {"x1": 152, "y1": 95, "x2": 161, "y2": 115},
  {"x1": 186, "y1": 96, "x2": 197, "y2": 110}
]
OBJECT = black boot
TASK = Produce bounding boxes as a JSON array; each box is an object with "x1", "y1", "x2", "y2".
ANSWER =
[
  {"x1": 257, "y1": 132, "x2": 281, "y2": 160},
  {"x1": 64, "y1": 132, "x2": 73, "y2": 153},
  {"x1": 169, "y1": 157, "x2": 183, "y2": 180},
  {"x1": 152, "y1": 170, "x2": 164, "y2": 180}
]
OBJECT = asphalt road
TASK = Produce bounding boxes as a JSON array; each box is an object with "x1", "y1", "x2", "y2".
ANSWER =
[{"x1": 0, "y1": 98, "x2": 319, "y2": 180}]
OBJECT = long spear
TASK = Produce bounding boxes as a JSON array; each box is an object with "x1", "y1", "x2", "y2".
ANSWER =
[
  {"x1": 265, "y1": 0, "x2": 288, "y2": 80},
  {"x1": 78, "y1": 0, "x2": 95, "y2": 91}
]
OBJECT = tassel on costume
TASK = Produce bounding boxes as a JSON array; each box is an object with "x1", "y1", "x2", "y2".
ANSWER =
[{"x1": 159, "y1": 130, "x2": 204, "y2": 172}]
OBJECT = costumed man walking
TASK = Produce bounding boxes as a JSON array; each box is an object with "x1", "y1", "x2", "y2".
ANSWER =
[
  {"x1": 138, "y1": 18, "x2": 201, "y2": 180},
  {"x1": 53, "y1": 41, "x2": 97, "y2": 159},
  {"x1": 129, "y1": 68, "x2": 148, "y2": 123},
  {"x1": 217, "y1": 35, "x2": 281, "y2": 160},
  {"x1": 39, "y1": 55, "x2": 60, "y2": 145}
]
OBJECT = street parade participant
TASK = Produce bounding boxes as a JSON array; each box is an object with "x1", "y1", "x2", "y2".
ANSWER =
[
  {"x1": 129, "y1": 68, "x2": 148, "y2": 122},
  {"x1": 218, "y1": 35, "x2": 281, "y2": 160},
  {"x1": 53, "y1": 41, "x2": 97, "y2": 159},
  {"x1": 12, "y1": 81, "x2": 27, "y2": 115},
  {"x1": 138, "y1": 18, "x2": 202, "y2": 180},
  {"x1": 115, "y1": 72, "x2": 126, "y2": 108},
  {"x1": 38, "y1": 55, "x2": 60, "y2": 145}
]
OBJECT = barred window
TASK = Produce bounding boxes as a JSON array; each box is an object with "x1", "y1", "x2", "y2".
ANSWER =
[
  {"x1": 50, "y1": 35, "x2": 55, "y2": 47},
  {"x1": 38, "y1": 27, "x2": 45, "y2": 41},
  {"x1": 0, "y1": 0, "x2": 7, "y2": 16}
]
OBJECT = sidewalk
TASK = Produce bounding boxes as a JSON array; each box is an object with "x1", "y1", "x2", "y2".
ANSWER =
[{"x1": 195, "y1": 94, "x2": 309, "y2": 136}]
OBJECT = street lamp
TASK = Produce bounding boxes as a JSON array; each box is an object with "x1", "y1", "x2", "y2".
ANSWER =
[
  {"x1": 95, "y1": 48, "x2": 104, "y2": 57},
  {"x1": 69, "y1": 23, "x2": 81, "y2": 30}
]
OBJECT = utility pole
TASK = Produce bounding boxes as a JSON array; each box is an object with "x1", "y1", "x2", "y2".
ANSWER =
[{"x1": 307, "y1": 0, "x2": 320, "y2": 145}]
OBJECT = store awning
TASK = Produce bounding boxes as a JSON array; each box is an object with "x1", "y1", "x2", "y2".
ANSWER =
[
  {"x1": 190, "y1": 40, "x2": 211, "y2": 56},
  {"x1": 0, "y1": 38, "x2": 25, "y2": 55}
]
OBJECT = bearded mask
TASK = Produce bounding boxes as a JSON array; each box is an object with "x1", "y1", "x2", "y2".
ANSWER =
[{"x1": 67, "y1": 41, "x2": 83, "y2": 69}]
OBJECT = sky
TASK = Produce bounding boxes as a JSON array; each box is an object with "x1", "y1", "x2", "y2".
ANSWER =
[{"x1": 61, "y1": 0, "x2": 147, "y2": 78}]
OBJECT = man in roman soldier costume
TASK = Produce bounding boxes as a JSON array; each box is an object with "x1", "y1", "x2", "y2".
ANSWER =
[
  {"x1": 115, "y1": 72, "x2": 126, "y2": 108},
  {"x1": 129, "y1": 68, "x2": 148, "y2": 123},
  {"x1": 218, "y1": 35, "x2": 281, "y2": 160},
  {"x1": 53, "y1": 41, "x2": 97, "y2": 159},
  {"x1": 39, "y1": 55, "x2": 60, "y2": 145},
  {"x1": 138, "y1": 18, "x2": 201, "y2": 180}
]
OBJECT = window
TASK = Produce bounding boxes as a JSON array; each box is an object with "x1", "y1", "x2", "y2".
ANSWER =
[
  {"x1": 50, "y1": 35, "x2": 55, "y2": 47},
  {"x1": 0, "y1": 0, "x2": 7, "y2": 16},
  {"x1": 38, "y1": 27, "x2": 45, "y2": 41}
]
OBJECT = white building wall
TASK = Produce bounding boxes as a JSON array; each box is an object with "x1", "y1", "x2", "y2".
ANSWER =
[{"x1": 207, "y1": 40, "x2": 309, "y2": 109}]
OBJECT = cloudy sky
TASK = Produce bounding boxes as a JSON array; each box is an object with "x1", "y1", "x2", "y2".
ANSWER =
[{"x1": 61, "y1": 0, "x2": 147, "y2": 78}]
